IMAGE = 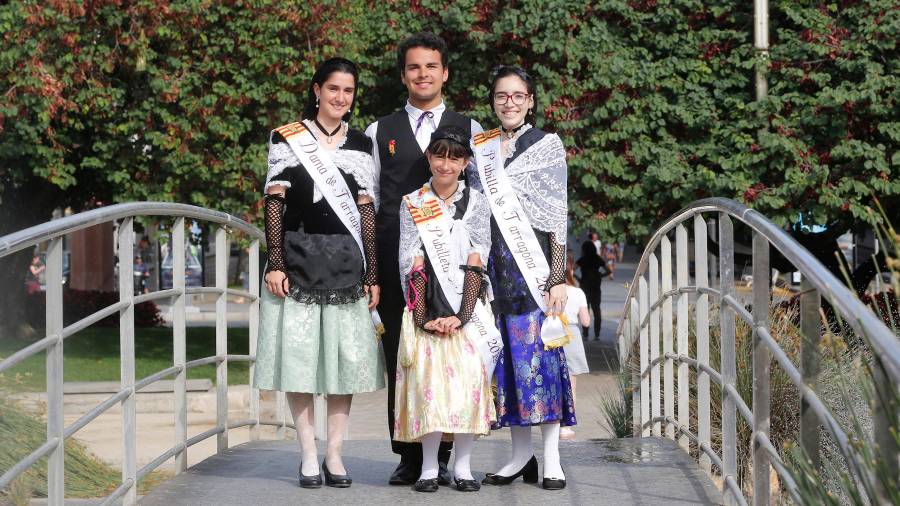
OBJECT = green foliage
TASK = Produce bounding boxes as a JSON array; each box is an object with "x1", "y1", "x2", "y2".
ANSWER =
[
  {"x1": 1, "y1": 0, "x2": 897, "y2": 238},
  {"x1": 1, "y1": 0, "x2": 351, "y2": 222}
]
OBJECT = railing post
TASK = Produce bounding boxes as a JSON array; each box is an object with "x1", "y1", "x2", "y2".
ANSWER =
[
  {"x1": 45, "y1": 236, "x2": 64, "y2": 506},
  {"x1": 630, "y1": 298, "x2": 641, "y2": 438},
  {"x1": 315, "y1": 395, "x2": 327, "y2": 440},
  {"x1": 276, "y1": 392, "x2": 287, "y2": 440},
  {"x1": 172, "y1": 218, "x2": 187, "y2": 473},
  {"x1": 639, "y1": 276, "x2": 650, "y2": 437},
  {"x1": 215, "y1": 227, "x2": 229, "y2": 453},
  {"x1": 800, "y1": 277, "x2": 821, "y2": 466},
  {"x1": 118, "y1": 218, "x2": 137, "y2": 505},
  {"x1": 752, "y1": 231, "x2": 771, "y2": 505},
  {"x1": 694, "y1": 214, "x2": 711, "y2": 473},
  {"x1": 661, "y1": 237, "x2": 674, "y2": 440},
  {"x1": 872, "y1": 367, "x2": 899, "y2": 504},
  {"x1": 676, "y1": 225, "x2": 689, "y2": 451},
  {"x1": 249, "y1": 239, "x2": 260, "y2": 441},
  {"x1": 719, "y1": 213, "x2": 737, "y2": 505},
  {"x1": 649, "y1": 254, "x2": 661, "y2": 436}
]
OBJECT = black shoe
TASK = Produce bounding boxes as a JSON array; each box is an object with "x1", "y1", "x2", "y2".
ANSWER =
[
  {"x1": 389, "y1": 458, "x2": 419, "y2": 486},
  {"x1": 414, "y1": 478, "x2": 439, "y2": 492},
  {"x1": 322, "y1": 460, "x2": 352, "y2": 488},
  {"x1": 437, "y1": 460, "x2": 452, "y2": 486},
  {"x1": 454, "y1": 476, "x2": 481, "y2": 492},
  {"x1": 542, "y1": 477, "x2": 567, "y2": 490},
  {"x1": 481, "y1": 455, "x2": 539, "y2": 485},
  {"x1": 543, "y1": 465, "x2": 566, "y2": 490},
  {"x1": 298, "y1": 465, "x2": 322, "y2": 489}
]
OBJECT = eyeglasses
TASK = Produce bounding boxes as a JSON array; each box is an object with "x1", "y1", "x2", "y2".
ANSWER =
[{"x1": 493, "y1": 92, "x2": 530, "y2": 105}]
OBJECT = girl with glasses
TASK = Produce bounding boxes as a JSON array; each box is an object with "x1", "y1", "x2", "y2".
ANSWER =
[{"x1": 468, "y1": 65, "x2": 576, "y2": 490}]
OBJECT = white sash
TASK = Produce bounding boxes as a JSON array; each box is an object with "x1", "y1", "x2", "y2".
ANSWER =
[
  {"x1": 405, "y1": 188, "x2": 503, "y2": 375},
  {"x1": 275, "y1": 122, "x2": 365, "y2": 269},
  {"x1": 473, "y1": 129, "x2": 548, "y2": 312}
]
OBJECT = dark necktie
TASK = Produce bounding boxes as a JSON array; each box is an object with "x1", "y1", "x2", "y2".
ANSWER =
[{"x1": 414, "y1": 111, "x2": 434, "y2": 136}]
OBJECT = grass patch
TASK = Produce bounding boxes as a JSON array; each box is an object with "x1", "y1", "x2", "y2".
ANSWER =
[
  {"x1": 0, "y1": 327, "x2": 250, "y2": 391},
  {"x1": 0, "y1": 400, "x2": 170, "y2": 500}
]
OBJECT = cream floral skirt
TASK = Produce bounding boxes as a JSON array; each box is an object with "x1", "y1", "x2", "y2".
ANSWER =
[{"x1": 393, "y1": 309, "x2": 495, "y2": 441}]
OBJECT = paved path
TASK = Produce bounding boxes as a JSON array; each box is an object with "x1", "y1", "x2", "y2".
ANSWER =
[{"x1": 139, "y1": 438, "x2": 722, "y2": 505}]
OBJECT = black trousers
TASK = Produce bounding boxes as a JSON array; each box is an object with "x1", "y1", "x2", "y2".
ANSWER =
[
  {"x1": 378, "y1": 246, "x2": 452, "y2": 463},
  {"x1": 585, "y1": 287, "x2": 602, "y2": 338}
]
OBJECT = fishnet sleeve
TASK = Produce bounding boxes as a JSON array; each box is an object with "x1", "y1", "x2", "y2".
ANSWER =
[
  {"x1": 264, "y1": 194, "x2": 286, "y2": 273},
  {"x1": 359, "y1": 202, "x2": 378, "y2": 285},
  {"x1": 410, "y1": 270, "x2": 428, "y2": 328},
  {"x1": 546, "y1": 232, "x2": 566, "y2": 290},
  {"x1": 455, "y1": 265, "x2": 484, "y2": 325}
]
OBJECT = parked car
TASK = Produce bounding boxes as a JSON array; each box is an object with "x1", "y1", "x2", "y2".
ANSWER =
[{"x1": 160, "y1": 250, "x2": 203, "y2": 289}]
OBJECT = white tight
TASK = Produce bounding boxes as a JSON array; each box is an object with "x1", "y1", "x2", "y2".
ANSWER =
[
  {"x1": 419, "y1": 432, "x2": 476, "y2": 481},
  {"x1": 494, "y1": 424, "x2": 565, "y2": 479}
]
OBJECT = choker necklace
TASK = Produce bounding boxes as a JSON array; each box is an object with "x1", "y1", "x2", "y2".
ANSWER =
[
  {"x1": 502, "y1": 123, "x2": 526, "y2": 139},
  {"x1": 313, "y1": 118, "x2": 343, "y2": 144},
  {"x1": 435, "y1": 183, "x2": 460, "y2": 202}
]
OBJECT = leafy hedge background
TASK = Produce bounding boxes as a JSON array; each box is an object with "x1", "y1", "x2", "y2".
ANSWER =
[{"x1": 1, "y1": 0, "x2": 897, "y2": 240}]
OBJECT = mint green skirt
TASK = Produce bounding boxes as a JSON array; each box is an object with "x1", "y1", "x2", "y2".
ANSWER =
[{"x1": 254, "y1": 288, "x2": 385, "y2": 394}]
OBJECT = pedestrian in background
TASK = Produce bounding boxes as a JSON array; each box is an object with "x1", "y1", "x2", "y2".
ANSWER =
[{"x1": 577, "y1": 236, "x2": 610, "y2": 340}]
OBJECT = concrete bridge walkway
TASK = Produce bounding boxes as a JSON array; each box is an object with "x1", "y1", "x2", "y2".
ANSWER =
[
  {"x1": 139, "y1": 437, "x2": 721, "y2": 505},
  {"x1": 140, "y1": 258, "x2": 721, "y2": 505}
]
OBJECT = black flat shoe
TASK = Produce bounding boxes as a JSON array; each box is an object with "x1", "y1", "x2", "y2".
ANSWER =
[
  {"x1": 543, "y1": 465, "x2": 567, "y2": 490},
  {"x1": 481, "y1": 455, "x2": 539, "y2": 485},
  {"x1": 542, "y1": 477, "x2": 566, "y2": 490},
  {"x1": 322, "y1": 460, "x2": 352, "y2": 488},
  {"x1": 298, "y1": 465, "x2": 322, "y2": 489},
  {"x1": 389, "y1": 458, "x2": 420, "y2": 486},
  {"x1": 414, "y1": 478, "x2": 439, "y2": 492},
  {"x1": 437, "y1": 460, "x2": 452, "y2": 486},
  {"x1": 454, "y1": 476, "x2": 481, "y2": 492}
]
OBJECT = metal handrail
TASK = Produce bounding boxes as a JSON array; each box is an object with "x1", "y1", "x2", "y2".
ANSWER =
[
  {"x1": 0, "y1": 202, "x2": 263, "y2": 256},
  {"x1": 616, "y1": 198, "x2": 900, "y2": 380},
  {"x1": 0, "y1": 202, "x2": 272, "y2": 506},
  {"x1": 617, "y1": 197, "x2": 900, "y2": 506}
]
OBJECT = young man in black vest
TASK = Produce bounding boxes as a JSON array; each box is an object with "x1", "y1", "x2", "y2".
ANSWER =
[{"x1": 365, "y1": 31, "x2": 482, "y2": 486}]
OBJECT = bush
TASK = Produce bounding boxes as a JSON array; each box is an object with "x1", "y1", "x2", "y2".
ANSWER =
[{"x1": 24, "y1": 289, "x2": 163, "y2": 329}]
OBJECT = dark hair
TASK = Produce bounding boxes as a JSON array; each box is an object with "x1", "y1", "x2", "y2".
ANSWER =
[
  {"x1": 426, "y1": 138, "x2": 471, "y2": 160},
  {"x1": 426, "y1": 125, "x2": 472, "y2": 159},
  {"x1": 489, "y1": 65, "x2": 538, "y2": 124},
  {"x1": 302, "y1": 57, "x2": 359, "y2": 122},
  {"x1": 397, "y1": 32, "x2": 448, "y2": 72}
]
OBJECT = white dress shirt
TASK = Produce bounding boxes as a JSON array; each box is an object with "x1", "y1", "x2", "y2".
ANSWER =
[{"x1": 364, "y1": 100, "x2": 483, "y2": 174}]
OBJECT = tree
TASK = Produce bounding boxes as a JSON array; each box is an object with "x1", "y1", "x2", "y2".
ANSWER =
[
  {"x1": 0, "y1": 0, "x2": 351, "y2": 333},
  {"x1": 349, "y1": 0, "x2": 898, "y2": 240}
]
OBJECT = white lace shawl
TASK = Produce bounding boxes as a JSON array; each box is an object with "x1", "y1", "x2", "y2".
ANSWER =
[
  {"x1": 398, "y1": 181, "x2": 492, "y2": 301},
  {"x1": 469, "y1": 132, "x2": 568, "y2": 245},
  {"x1": 264, "y1": 132, "x2": 380, "y2": 211}
]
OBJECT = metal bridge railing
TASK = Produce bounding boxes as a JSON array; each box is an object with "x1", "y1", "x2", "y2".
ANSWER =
[
  {"x1": 616, "y1": 198, "x2": 900, "y2": 506},
  {"x1": 0, "y1": 202, "x2": 298, "y2": 506}
]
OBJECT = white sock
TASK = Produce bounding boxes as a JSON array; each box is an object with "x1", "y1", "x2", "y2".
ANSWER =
[
  {"x1": 452, "y1": 433, "x2": 475, "y2": 480},
  {"x1": 419, "y1": 432, "x2": 442, "y2": 480},
  {"x1": 286, "y1": 393, "x2": 318, "y2": 476},
  {"x1": 542, "y1": 423, "x2": 565, "y2": 479},
  {"x1": 495, "y1": 425, "x2": 533, "y2": 476}
]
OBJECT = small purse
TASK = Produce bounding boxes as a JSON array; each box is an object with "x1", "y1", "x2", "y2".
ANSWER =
[
  {"x1": 540, "y1": 314, "x2": 573, "y2": 350},
  {"x1": 398, "y1": 308, "x2": 418, "y2": 368},
  {"x1": 371, "y1": 308, "x2": 385, "y2": 341}
]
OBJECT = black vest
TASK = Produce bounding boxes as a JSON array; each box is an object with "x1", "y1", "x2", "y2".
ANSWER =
[{"x1": 375, "y1": 109, "x2": 471, "y2": 248}]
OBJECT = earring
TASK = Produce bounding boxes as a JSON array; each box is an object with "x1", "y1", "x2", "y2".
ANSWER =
[{"x1": 316, "y1": 96, "x2": 319, "y2": 109}]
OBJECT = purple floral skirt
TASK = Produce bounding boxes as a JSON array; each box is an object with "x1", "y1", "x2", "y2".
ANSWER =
[{"x1": 493, "y1": 308, "x2": 577, "y2": 428}]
